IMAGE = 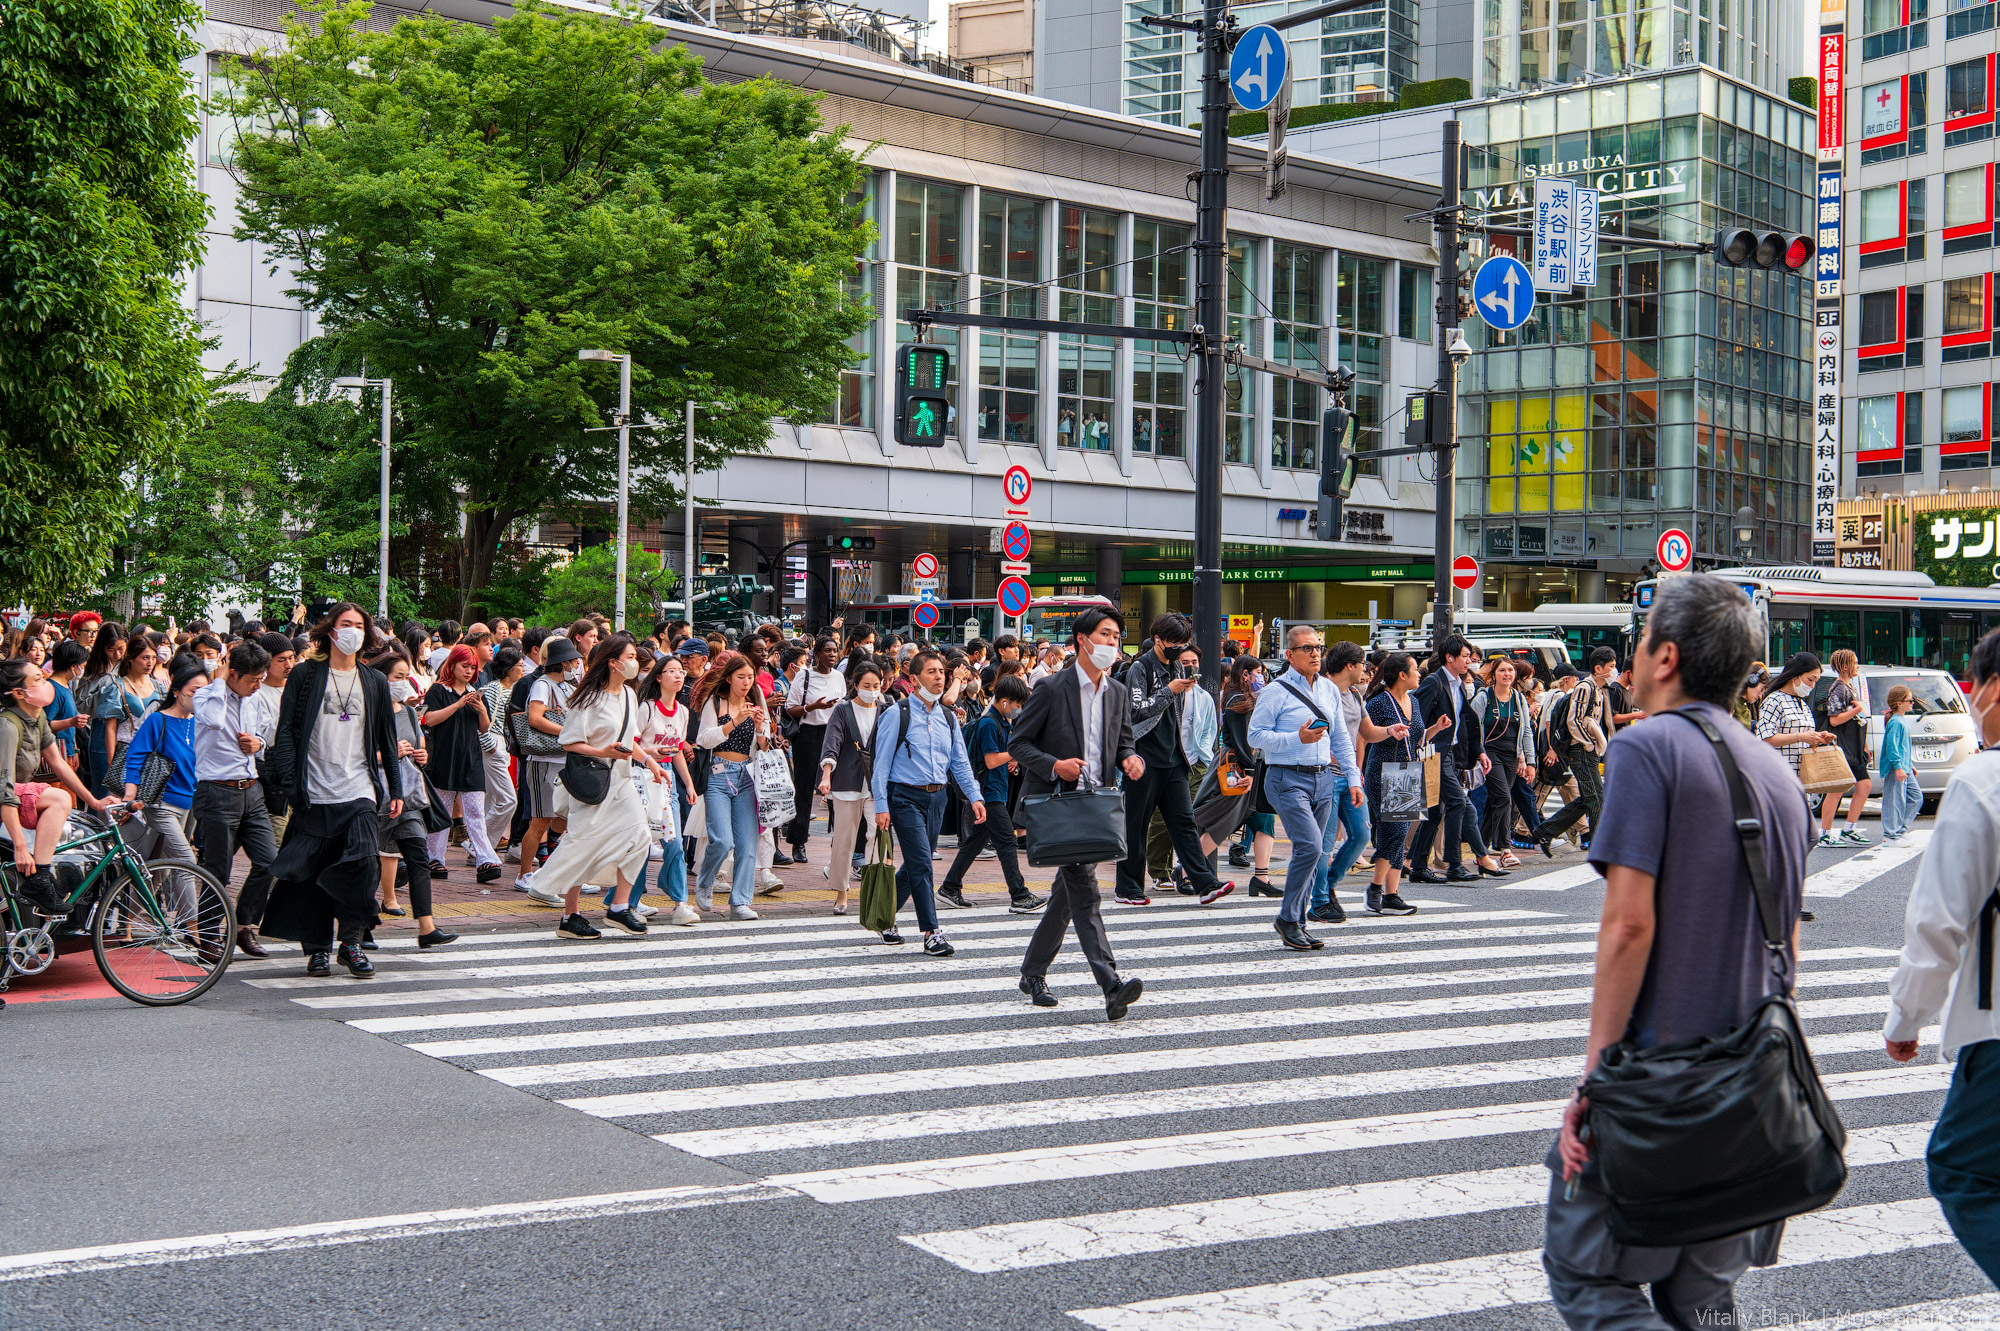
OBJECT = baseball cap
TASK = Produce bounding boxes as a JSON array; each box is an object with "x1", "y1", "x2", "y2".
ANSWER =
[
  {"x1": 677, "y1": 639, "x2": 710, "y2": 658},
  {"x1": 1554, "y1": 664, "x2": 1580, "y2": 680}
]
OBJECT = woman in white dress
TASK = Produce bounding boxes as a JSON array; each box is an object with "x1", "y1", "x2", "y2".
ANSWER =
[{"x1": 538, "y1": 633, "x2": 666, "y2": 940}]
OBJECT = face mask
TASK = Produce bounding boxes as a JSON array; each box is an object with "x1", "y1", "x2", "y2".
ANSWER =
[
  {"x1": 618, "y1": 657, "x2": 639, "y2": 681},
  {"x1": 23, "y1": 680, "x2": 54, "y2": 709},
  {"x1": 333, "y1": 626, "x2": 365, "y2": 656},
  {"x1": 916, "y1": 685, "x2": 942, "y2": 705},
  {"x1": 856, "y1": 688, "x2": 880, "y2": 705},
  {"x1": 1089, "y1": 643, "x2": 1120, "y2": 671},
  {"x1": 564, "y1": 663, "x2": 583, "y2": 682},
  {"x1": 1973, "y1": 680, "x2": 1999, "y2": 738},
  {"x1": 1794, "y1": 679, "x2": 1815, "y2": 697}
]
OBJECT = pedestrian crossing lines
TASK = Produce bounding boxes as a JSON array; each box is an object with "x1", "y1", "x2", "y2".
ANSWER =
[{"x1": 293, "y1": 874, "x2": 1977, "y2": 1331}]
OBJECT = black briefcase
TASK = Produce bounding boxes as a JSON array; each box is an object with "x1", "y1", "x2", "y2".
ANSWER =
[{"x1": 1018, "y1": 787, "x2": 1127, "y2": 867}]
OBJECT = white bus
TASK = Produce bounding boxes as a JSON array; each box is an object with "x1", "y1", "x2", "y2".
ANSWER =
[
  {"x1": 1418, "y1": 604, "x2": 1640, "y2": 663},
  {"x1": 1633, "y1": 566, "x2": 2000, "y2": 679}
]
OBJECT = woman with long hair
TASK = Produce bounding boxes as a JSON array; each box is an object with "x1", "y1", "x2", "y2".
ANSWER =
[
  {"x1": 1817, "y1": 647, "x2": 1874, "y2": 848},
  {"x1": 536, "y1": 633, "x2": 666, "y2": 939},
  {"x1": 75, "y1": 621, "x2": 127, "y2": 795},
  {"x1": 421, "y1": 643, "x2": 502, "y2": 883},
  {"x1": 624, "y1": 650, "x2": 697, "y2": 926},
  {"x1": 261, "y1": 602, "x2": 403, "y2": 978},
  {"x1": 1470, "y1": 657, "x2": 1534, "y2": 868},
  {"x1": 401, "y1": 624, "x2": 435, "y2": 694},
  {"x1": 121, "y1": 662, "x2": 207, "y2": 868},
  {"x1": 95, "y1": 635, "x2": 162, "y2": 797},
  {"x1": 692, "y1": 650, "x2": 770, "y2": 919},
  {"x1": 1363, "y1": 652, "x2": 1448, "y2": 916},
  {"x1": 0, "y1": 658, "x2": 114, "y2": 914},
  {"x1": 1756, "y1": 651, "x2": 1836, "y2": 778},
  {"x1": 478, "y1": 643, "x2": 526, "y2": 856},
  {"x1": 817, "y1": 657, "x2": 885, "y2": 915}
]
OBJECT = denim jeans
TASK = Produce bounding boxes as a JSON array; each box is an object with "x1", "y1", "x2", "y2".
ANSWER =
[
  {"x1": 1263, "y1": 764, "x2": 1333, "y2": 924},
  {"x1": 695, "y1": 759, "x2": 760, "y2": 908},
  {"x1": 1928, "y1": 1038, "x2": 2000, "y2": 1288},
  {"x1": 614, "y1": 835, "x2": 687, "y2": 908},
  {"x1": 888, "y1": 782, "x2": 945, "y2": 934},
  {"x1": 1312, "y1": 775, "x2": 1370, "y2": 907},
  {"x1": 1881, "y1": 772, "x2": 1923, "y2": 838}
]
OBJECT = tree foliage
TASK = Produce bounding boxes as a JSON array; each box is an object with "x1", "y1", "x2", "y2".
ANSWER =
[
  {"x1": 535, "y1": 541, "x2": 678, "y2": 628},
  {"x1": 0, "y1": 0, "x2": 210, "y2": 603},
  {"x1": 221, "y1": 0, "x2": 873, "y2": 621}
]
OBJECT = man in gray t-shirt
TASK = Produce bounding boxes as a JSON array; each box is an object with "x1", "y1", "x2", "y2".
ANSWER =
[{"x1": 1544, "y1": 573, "x2": 1810, "y2": 1331}]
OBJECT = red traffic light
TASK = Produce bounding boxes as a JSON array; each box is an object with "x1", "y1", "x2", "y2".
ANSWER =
[
  {"x1": 1781, "y1": 234, "x2": 1814, "y2": 272},
  {"x1": 1714, "y1": 228, "x2": 1813, "y2": 271}
]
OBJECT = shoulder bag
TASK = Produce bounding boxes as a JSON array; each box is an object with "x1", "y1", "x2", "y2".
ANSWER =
[
  {"x1": 857, "y1": 828, "x2": 897, "y2": 933},
  {"x1": 1583, "y1": 706, "x2": 1847, "y2": 1248},
  {"x1": 559, "y1": 694, "x2": 630, "y2": 807},
  {"x1": 1375, "y1": 696, "x2": 1427, "y2": 823},
  {"x1": 1798, "y1": 741, "x2": 1859, "y2": 794},
  {"x1": 509, "y1": 677, "x2": 568, "y2": 759},
  {"x1": 1019, "y1": 780, "x2": 1127, "y2": 867}
]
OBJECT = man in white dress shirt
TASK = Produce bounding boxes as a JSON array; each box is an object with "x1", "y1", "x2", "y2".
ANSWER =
[{"x1": 191, "y1": 640, "x2": 281, "y2": 957}]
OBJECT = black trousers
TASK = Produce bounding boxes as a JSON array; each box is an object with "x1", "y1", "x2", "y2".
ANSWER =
[
  {"x1": 387, "y1": 832, "x2": 432, "y2": 917},
  {"x1": 1480, "y1": 746, "x2": 1518, "y2": 853},
  {"x1": 1538, "y1": 747, "x2": 1603, "y2": 844},
  {"x1": 1021, "y1": 862, "x2": 1120, "y2": 994},
  {"x1": 509, "y1": 755, "x2": 531, "y2": 844},
  {"x1": 786, "y1": 724, "x2": 826, "y2": 848},
  {"x1": 190, "y1": 781, "x2": 278, "y2": 927},
  {"x1": 1116, "y1": 759, "x2": 1219, "y2": 897},
  {"x1": 1409, "y1": 754, "x2": 1486, "y2": 869},
  {"x1": 940, "y1": 799, "x2": 1027, "y2": 897}
]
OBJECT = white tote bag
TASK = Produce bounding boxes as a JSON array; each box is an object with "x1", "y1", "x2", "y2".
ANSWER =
[{"x1": 751, "y1": 749, "x2": 796, "y2": 828}]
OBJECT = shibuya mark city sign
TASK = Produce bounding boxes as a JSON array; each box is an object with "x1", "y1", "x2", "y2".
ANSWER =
[{"x1": 1471, "y1": 156, "x2": 1691, "y2": 211}]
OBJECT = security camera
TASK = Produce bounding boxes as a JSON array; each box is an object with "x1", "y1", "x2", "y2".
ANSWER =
[{"x1": 1447, "y1": 327, "x2": 1473, "y2": 366}]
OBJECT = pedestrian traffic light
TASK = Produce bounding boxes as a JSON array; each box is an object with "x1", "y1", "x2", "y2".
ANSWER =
[
  {"x1": 1713, "y1": 229, "x2": 1814, "y2": 272},
  {"x1": 824, "y1": 534, "x2": 876, "y2": 552},
  {"x1": 895, "y1": 344, "x2": 951, "y2": 447}
]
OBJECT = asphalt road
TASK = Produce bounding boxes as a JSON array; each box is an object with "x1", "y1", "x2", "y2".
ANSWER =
[{"x1": 4, "y1": 824, "x2": 1992, "y2": 1331}]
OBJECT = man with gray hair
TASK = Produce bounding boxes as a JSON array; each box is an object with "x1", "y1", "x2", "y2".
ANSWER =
[{"x1": 1545, "y1": 573, "x2": 1810, "y2": 1328}]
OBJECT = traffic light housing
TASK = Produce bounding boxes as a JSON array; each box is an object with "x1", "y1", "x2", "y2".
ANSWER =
[
  {"x1": 1713, "y1": 229, "x2": 1813, "y2": 272},
  {"x1": 1320, "y1": 401, "x2": 1356, "y2": 500},
  {"x1": 824, "y1": 534, "x2": 876, "y2": 552},
  {"x1": 895, "y1": 344, "x2": 951, "y2": 447}
]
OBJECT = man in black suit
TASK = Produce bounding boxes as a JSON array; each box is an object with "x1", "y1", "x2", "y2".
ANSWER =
[
  {"x1": 1408, "y1": 634, "x2": 1504, "y2": 883},
  {"x1": 1008, "y1": 606, "x2": 1149, "y2": 1022}
]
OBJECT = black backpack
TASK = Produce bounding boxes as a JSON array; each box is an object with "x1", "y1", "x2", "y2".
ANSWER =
[{"x1": 868, "y1": 696, "x2": 916, "y2": 772}]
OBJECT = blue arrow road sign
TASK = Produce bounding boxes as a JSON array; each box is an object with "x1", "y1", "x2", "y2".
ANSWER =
[
  {"x1": 1471, "y1": 254, "x2": 1533, "y2": 332},
  {"x1": 1229, "y1": 25, "x2": 1287, "y2": 113}
]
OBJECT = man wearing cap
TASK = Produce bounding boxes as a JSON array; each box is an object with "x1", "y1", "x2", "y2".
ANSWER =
[
  {"x1": 675, "y1": 638, "x2": 709, "y2": 706},
  {"x1": 515, "y1": 634, "x2": 582, "y2": 898}
]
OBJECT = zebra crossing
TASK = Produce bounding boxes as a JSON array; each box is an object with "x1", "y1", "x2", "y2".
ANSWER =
[{"x1": 231, "y1": 846, "x2": 1976, "y2": 1329}]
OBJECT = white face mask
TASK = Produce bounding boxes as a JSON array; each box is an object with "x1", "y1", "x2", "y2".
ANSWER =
[
  {"x1": 916, "y1": 685, "x2": 942, "y2": 705},
  {"x1": 855, "y1": 688, "x2": 880, "y2": 705},
  {"x1": 618, "y1": 657, "x2": 639, "y2": 680},
  {"x1": 1794, "y1": 679, "x2": 1815, "y2": 697},
  {"x1": 333, "y1": 626, "x2": 365, "y2": 656},
  {"x1": 564, "y1": 663, "x2": 583, "y2": 682},
  {"x1": 1089, "y1": 643, "x2": 1120, "y2": 671}
]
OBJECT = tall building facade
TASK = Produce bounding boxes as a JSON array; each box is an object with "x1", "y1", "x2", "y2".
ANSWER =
[{"x1": 1474, "y1": 0, "x2": 1805, "y2": 98}]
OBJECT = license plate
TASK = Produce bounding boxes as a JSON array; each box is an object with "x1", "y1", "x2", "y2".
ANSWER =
[{"x1": 1916, "y1": 744, "x2": 1951, "y2": 763}]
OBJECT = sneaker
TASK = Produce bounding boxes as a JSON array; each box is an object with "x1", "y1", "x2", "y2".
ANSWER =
[
  {"x1": 1376, "y1": 892, "x2": 1419, "y2": 916},
  {"x1": 695, "y1": 890, "x2": 714, "y2": 912},
  {"x1": 503, "y1": 847, "x2": 521, "y2": 864},
  {"x1": 556, "y1": 913, "x2": 602, "y2": 939},
  {"x1": 526, "y1": 883, "x2": 566, "y2": 907},
  {"x1": 1113, "y1": 892, "x2": 1151, "y2": 906},
  {"x1": 923, "y1": 930, "x2": 956, "y2": 958},
  {"x1": 1815, "y1": 831, "x2": 1840, "y2": 849},
  {"x1": 1227, "y1": 846, "x2": 1252, "y2": 868},
  {"x1": 882, "y1": 929, "x2": 905, "y2": 945},
  {"x1": 1009, "y1": 892, "x2": 1048, "y2": 914},
  {"x1": 511, "y1": 871, "x2": 536, "y2": 894},
  {"x1": 1308, "y1": 900, "x2": 1346, "y2": 924},
  {"x1": 756, "y1": 871, "x2": 785, "y2": 895},
  {"x1": 937, "y1": 885, "x2": 972, "y2": 909},
  {"x1": 634, "y1": 902, "x2": 659, "y2": 917},
  {"x1": 1841, "y1": 827, "x2": 1873, "y2": 845},
  {"x1": 851, "y1": 853, "x2": 867, "y2": 871},
  {"x1": 1366, "y1": 883, "x2": 1384, "y2": 913},
  {"x1": 603, "y1": 908, "x2": 648, "y2": 935},
  {"x1": 1199, "y1": 880, "x2": 1234, "y2": 906},
  {"x1": 668, "y1": 903, "x2": 701, "y2": 926},
  {"x1": 730, "y1": 905, "x2": 761, "y2": 921}
]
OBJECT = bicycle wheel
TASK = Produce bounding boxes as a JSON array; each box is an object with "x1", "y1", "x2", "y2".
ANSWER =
[{"x1": 91, "y1": 859, "x2": 236, "y2": 1005}]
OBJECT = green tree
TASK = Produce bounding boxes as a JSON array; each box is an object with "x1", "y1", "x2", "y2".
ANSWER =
[
  {"x1": 221, "y1": 0, "x2": 872, "y2": 622},
  {"x1": 535, "y1": 542, "x2": 678, "y2": 627},
  {"x1": 0, "y1": 0, "x2": 210, "y2": 604}
]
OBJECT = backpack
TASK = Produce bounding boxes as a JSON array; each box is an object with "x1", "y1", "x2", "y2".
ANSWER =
[
  {"x1": 868, "y1": 696, "x2": 916, "y2": 772},
  {"x1": 1808, "y1": 675, "x2": 1837, "y2": 732},
  {"x1": 1544, "y1": 688, "x2": 1574, "y2": 751}
]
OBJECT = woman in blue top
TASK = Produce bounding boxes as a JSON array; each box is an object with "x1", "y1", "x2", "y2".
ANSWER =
[
  {"x1": 97, "y1": 636, "x2": 160, "y2": 797},
  {"x1": 1363, "y1": 652, "x2": 1452, "y2": 915},
  {"x1": 122, "y1": 662, "x2": 208, "y2": 867}
]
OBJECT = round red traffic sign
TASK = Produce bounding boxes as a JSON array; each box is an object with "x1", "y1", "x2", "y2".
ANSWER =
[
  {"x1": 996, "y1": 576, "x2": 1032, "y2": 617},
  {"x1": 1002, "y1": 521, "x2": 1032, "y2": 562},
  {"x1": 912, "y1": 552, "x2": 940, "y2": 580},
  {"x1": 1003, "y1": 465, "x2": 1033, "y2": 506},
  {"x1": 1451, "y1": 555, "x2": 1481, "y2": 592},
  {"x1": 1656, "y1": 527, "x2": 1693, "y2": 573},
  {"x1": 913, "y1": 602, "x2": 940, "y2": 630}
]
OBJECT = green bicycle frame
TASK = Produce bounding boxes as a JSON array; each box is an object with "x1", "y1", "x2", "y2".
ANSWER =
[{"x1": 10, "y1": 816, "x2": 172, "y2": 934}]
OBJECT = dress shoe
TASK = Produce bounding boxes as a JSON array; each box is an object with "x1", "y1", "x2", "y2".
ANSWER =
[
  {"x1": 771, "y1": 847, "x2": 793, "y2": 866},
  {"x1": 196, "y1": 936, "x2": 225, "y2": 965},
  {"x1": 1275, "y1": 919, "x2": 1317, "y2": 951},
  {"x1": 1019, "y1": 975, "x2": 1058, "y2": 1008},
  {"x1": 789, "y1": 845, "x2": 809, "y2": 865},
  {"x1": 379, "y1": 902, "x2": 408, "y2": 916},
  {"x1": 1477, "y1": 863, "x2": 1512, "y2": 879},
  {"x1": 1445, "y1": 866, "x2": 1482, "y2": 883},
  {"x1": 306, "y1": 950, "x2": 332, "y2": 977},
  {"x1": 336, "y1": 943, "x2": 374, "y2": 978},
  {"x1": 1104, "y1": 977, "x2": 1144, "y2": 1022},
  {"x1": 1245, "y1": 876, "x2": 1281, "y2": 897},
  {"x1": 417, "y1": 928, "x2": 459, "y2": 948},
  {"x1": 235, "y1": 927, "x2": 268, "y2": 959},
  {"x1": 1405, "y1": 868, "x2": 1448, "y2": 884}
]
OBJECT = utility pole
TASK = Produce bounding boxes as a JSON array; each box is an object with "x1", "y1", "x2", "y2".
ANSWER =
[
  {"x1": 1430, "y1": 118, "x2": 1462, "y2": 648},
  {"x1": 1190, "y1": 0, "x2": 1229, "y2": 689}
]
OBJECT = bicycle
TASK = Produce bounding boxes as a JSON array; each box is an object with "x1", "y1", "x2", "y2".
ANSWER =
[{"x1": 0, "y1": 801, "x2": 235, "y2": 1007}]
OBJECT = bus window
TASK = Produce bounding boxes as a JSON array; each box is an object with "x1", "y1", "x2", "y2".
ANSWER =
[
  {"x1": 1915, "y1": 609, "x2": 1977, "y2": 678},
  {"x1": 1861, "y1": 610, "x2": 1901, "y2": 669},
  {"x1": 1769, "y1": 615, "x2": 1806, "y2": 666},
  {"x1": 1811, "y1": 608, "x2": 1858, "y2": 663}
]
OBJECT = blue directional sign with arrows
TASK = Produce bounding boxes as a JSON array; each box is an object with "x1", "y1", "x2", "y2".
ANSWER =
[
  {"x1": 1472, "y1": 254, "x2": 1534, "y2": 332},
  {"x1": 1229, "y1": 25, "x2": 1288, "y2": 113}
]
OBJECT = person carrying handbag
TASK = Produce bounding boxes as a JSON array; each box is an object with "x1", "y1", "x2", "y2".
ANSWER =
[{"x1": 1547, "y1": 574, "x2": 1817, "y2": 1328}]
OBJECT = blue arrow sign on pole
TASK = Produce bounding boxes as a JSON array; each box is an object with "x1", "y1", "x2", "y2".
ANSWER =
[
  {"x1": 1471, "y1": 254, "x2": 1534, "y2": 332},
  {"x1": 1229, "y1": 25, "x2": 1288, "y2": 113}
]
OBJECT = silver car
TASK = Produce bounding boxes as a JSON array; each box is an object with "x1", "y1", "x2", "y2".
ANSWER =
[{"x1": 1860, "y1": 665, "x2": 1975, "y2": 805}]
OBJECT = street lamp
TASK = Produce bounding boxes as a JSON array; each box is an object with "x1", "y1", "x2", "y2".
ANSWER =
[
  {"x1": 578, "y1": 349, "x2": 634, "y2": 631},
  {"x1": 332, "y1": 375, "x2": 392, "y2": 621},
  {"x1": 1733, "y1": 505, "x2": 1758, "y2": 563}
]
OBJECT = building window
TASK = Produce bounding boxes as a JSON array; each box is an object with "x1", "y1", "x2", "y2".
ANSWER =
[
  {"x1": 1056, "y1": 206, "x2": 1118, "y2": 452},
  {"x1": 1859, "y1": 180, "x2": 1925, "y2": 267},
  {"x1": 1225, "y1": 238, "x2": 1256, "y2": 466},
  {"x1": 1131, "y1": 219, "x2": 1190, "y2": 458},
  {"x1": 1124, "y1": 0, "x2": 1187, "y2": 124},
  {"x1": 1943, "y1": 273, "x2": 1995, "y2": 362},
  {"x1": 1945, "y1": 55, "x2": 1997, "y2": 146},
  {"x1": 1398, "y1": 263, "x2": 1433, "y2": 342},
  {"x1": 1857, "y1": 392, "x2": 1922, "y2": 476},
  {"x1": 1336, "y1": 253, "x2": 1386, "y2": 468},
  {"x1": 1863, "y1": 0, "x2": 1929, "y2": 58},
  {"x1": 825, "y1": 184, "x2": 876, "y2": 429},
  {"x1": 1943, "y1": 384, "x2": 1991, "y2": 472},
  {"x1": 894, "y1": 178, "x2": 963, "y2": 437},
  {"x1": 1269, "y1": 244, "x2": 1324, "y2": 471},
  {"x1": 1944, "y1": 163, "x2": 1999, "y2": 253},
  {"x1": 1947, "y1": 0, "x2": 1998, "y2": 40},
  {"x1": 1860, "y1": 72, "x2": 1931, "y2": 163},
  {"x1": 1859, "y1": 289, "x2": 1902, "y2": 369},
  {"x1": 976, "y1": 192, "x2": 1042, "y2": 446}
]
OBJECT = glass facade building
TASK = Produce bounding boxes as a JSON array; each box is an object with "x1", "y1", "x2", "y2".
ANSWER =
[
  {"x1": 1478, "y1": 0, "x2": 1787, "y2": 97},
  {"x1": 1455, "y1": 70, "x2": 1815, "y2": 567}
]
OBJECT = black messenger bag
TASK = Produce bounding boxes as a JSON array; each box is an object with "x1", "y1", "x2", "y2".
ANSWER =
[
  {"x1": 1018, "y1": 783, "x2": 1127, "y2": 868},
  {"x1": 1582, "y1": 707, "x2": 1848, "y2": 1248}
]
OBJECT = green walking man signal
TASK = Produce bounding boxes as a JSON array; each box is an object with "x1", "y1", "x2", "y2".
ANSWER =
[{"x1": 895, "y1": 344, "x2": 952, "y2": 447}]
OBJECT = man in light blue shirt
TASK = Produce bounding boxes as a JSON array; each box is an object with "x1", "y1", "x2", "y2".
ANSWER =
[
  {"x1": 872, "y1": 650, "x2": 985, "y2": 957},
  {"x1": 1249, "y1": 624, "x2": 1364, "y2": 949}
]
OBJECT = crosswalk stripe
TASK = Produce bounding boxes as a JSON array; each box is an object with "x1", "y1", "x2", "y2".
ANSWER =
[
  {"x1": 1495, "y1": 864, "x2": 1599, "y2": 891},
  {"x1": 759, "y1": 1064, "x2": 1950, "y2": 1204},
  {"x1": 495, "y1": 988, "x2": 1900, "y2": 1092},
  {"x1": 1066, "y1": 1196, "x2": 1957, "y2": 1331},
  {"x1": 411, "y1": 963, "x2": 1899, "y2": 1059},
  {"x1": 298, "y1": 938, "x2": 1896, "y2": 1011},
  {"x1": 655, "y1": 1025, "x2": 1932, "y2": 1159},
  {"x1": 904, "y1": 1120, "x2": 1934, "y2": 1272},
  {"x1": 1806, "y1": 830, "x2": 1933, "y2": 898},
  {"x1": 246, "y1": 919, "x2": 1604, "y2": 989}
]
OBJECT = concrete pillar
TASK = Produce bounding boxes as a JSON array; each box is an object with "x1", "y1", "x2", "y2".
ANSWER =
[
  {"x1": 1140, "y1": 584, "x2": 1167, "y2": 629},
  {"x1": 948, "y1": 546, "x2": 975, "y2": 601},
  {"x1": 1293, "y1": 582, "x2": 1326, "y2": 620},
  {"x1": 807, "y1": 551, "x2": 833, "y2": 631},
  {"x1": 1576, "y1": 570, "x2": 1608, "y2": 603},
  {"x1": 1096, "y1": 544, "x2": 1123, "y2": 604}
]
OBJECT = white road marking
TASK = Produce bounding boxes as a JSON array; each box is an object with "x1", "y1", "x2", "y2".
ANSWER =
[
  {"x1": 0, "y1": 1182, "x2": 794, "y2": 1283},
  {"x1": 1067, "y1": 1197, "x2": 1958, "y2": 1331},
  {"x1": 1495, "y1": 863, "x2": 1600, "y2": 891},
  {"x1": 1806, "y1": 830, "x2": 1933, "y2": 897}
]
